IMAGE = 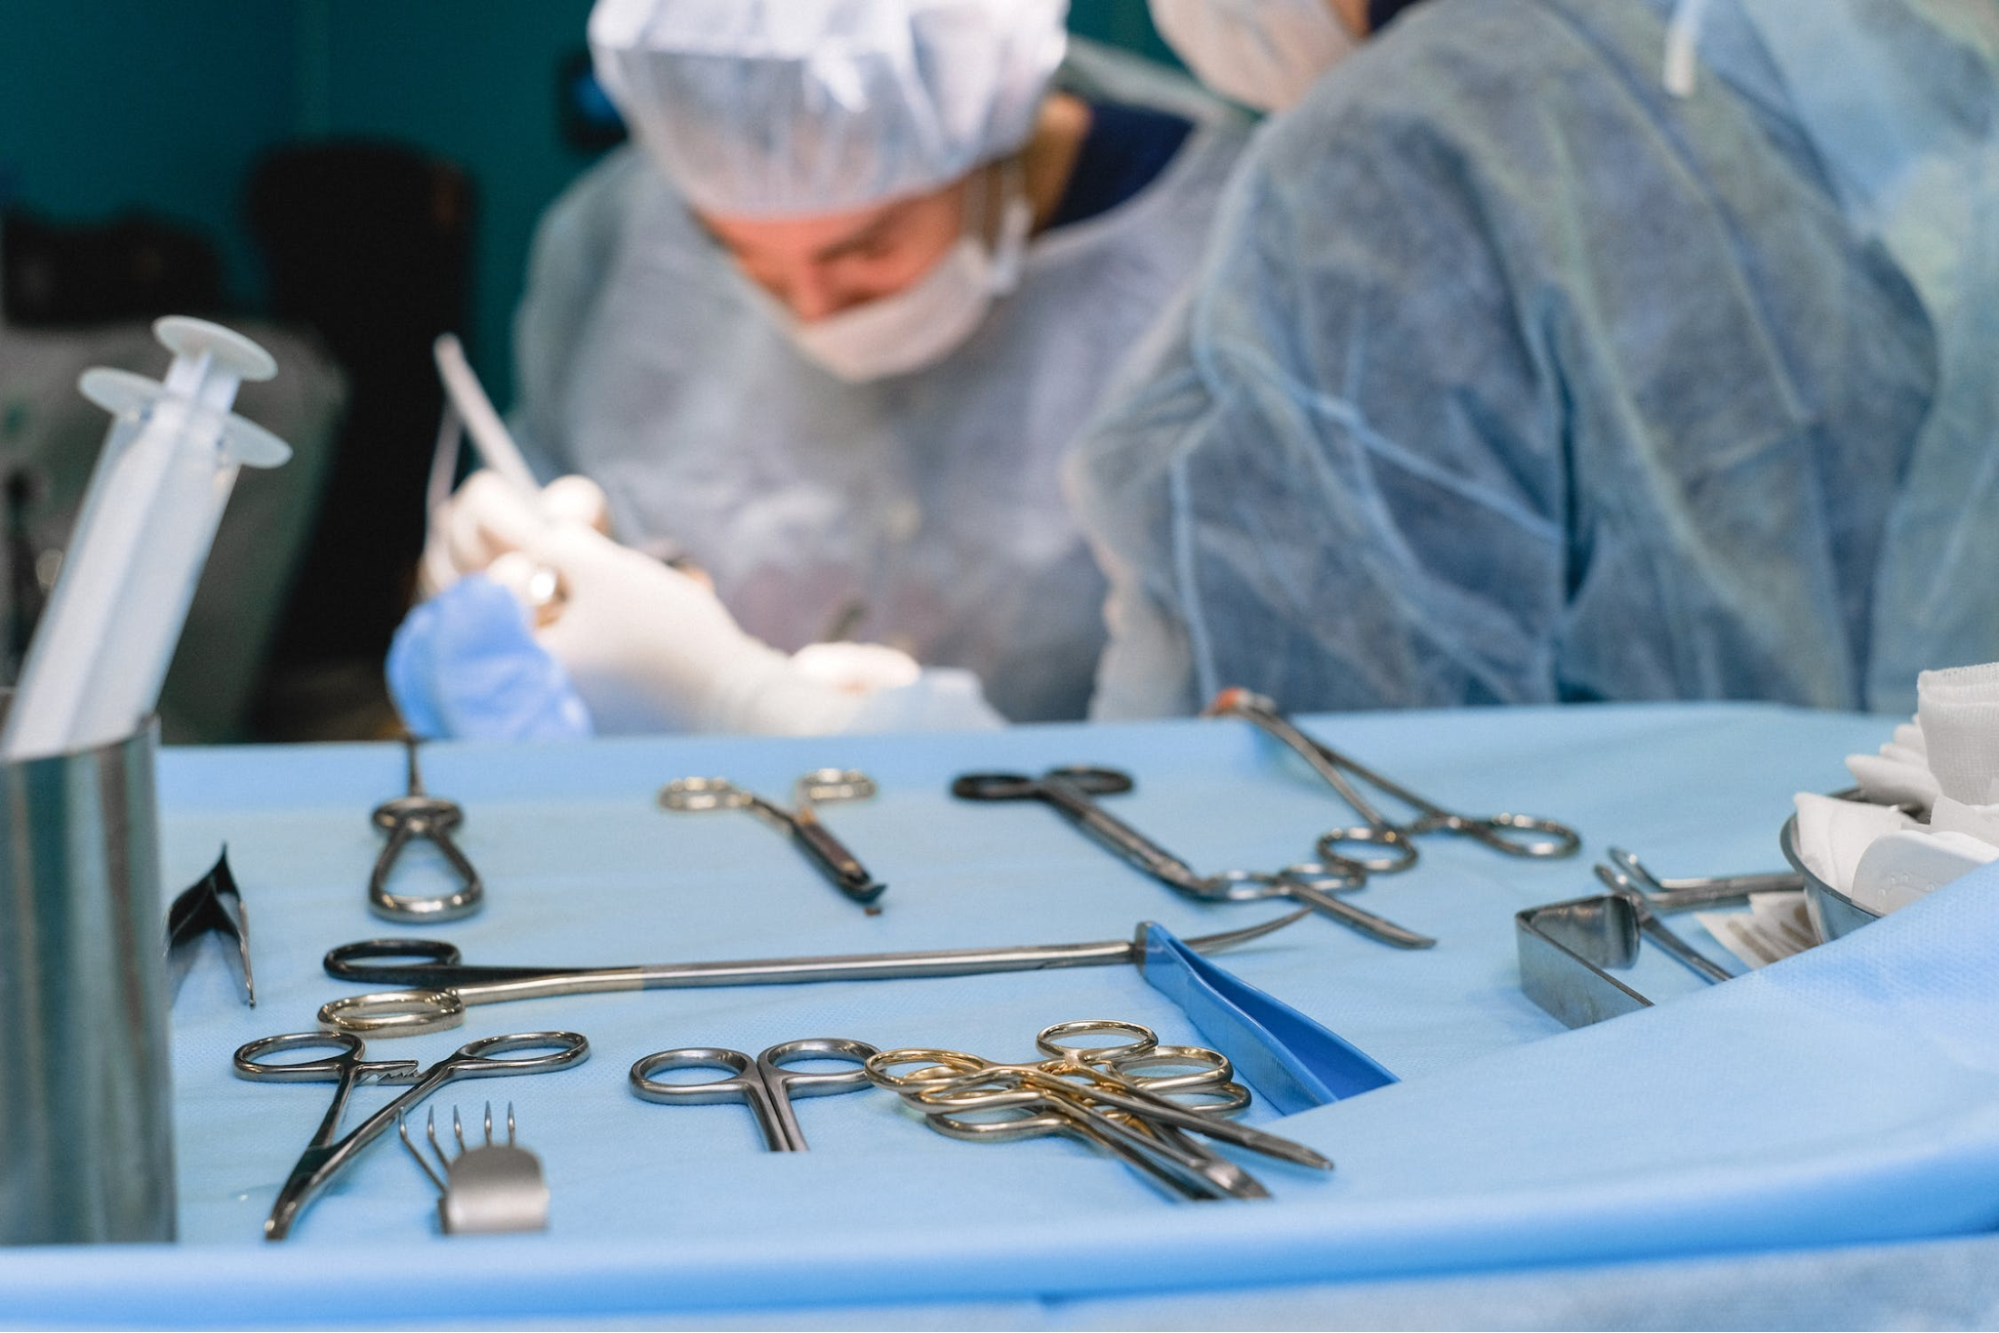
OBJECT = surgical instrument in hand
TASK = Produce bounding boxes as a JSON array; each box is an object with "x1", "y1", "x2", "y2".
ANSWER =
[
  {"x1": 315, "y1": 910, "x2": 1309, "y2": 1037},
  {"x1": 370, "y1": 734, "x2": 483, "y2": 922},
  {"x1": 165, "y1": 848, "x2": 254, "y2": 1006},
  {"x1": 1206, "y1": 687, "x2": 1583, "y2": 872},
  {"x1": 400, "y1": 1102, "x2": 549, "y2": 1235},
  {"x1": 630, "y1": 1038, "x2": 878, "y2": 1151},
  {"x1": 660, "y1": 769, "x2": 886, "y2": 908},
  {"x1": 951, "y1": 767, "x2": 1435, "y2": 949},
  {"x1": 233, "y1": 1029, "x2": 587, "y2": 1240}
]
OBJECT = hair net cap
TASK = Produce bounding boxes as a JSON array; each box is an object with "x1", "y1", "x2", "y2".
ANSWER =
[{"x1": 589, "y1": 0, "x2": 1070, "y2": 217}]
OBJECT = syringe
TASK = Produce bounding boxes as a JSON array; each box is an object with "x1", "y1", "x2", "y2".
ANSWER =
[{"x1": 2, "y1": 318, "x2": 292, "y2": 760}]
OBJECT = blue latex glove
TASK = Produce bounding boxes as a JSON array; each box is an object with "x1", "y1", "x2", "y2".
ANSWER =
[{"x1": 385, "y1": 575, "x2": 593, "y2": 741}]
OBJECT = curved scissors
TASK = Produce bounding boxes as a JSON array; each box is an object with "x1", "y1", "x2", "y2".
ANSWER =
[
  {"x1": 1207, "y1": 688, "x2": 1582, "y2": 872},
  {"x1": 629, "y1": 1037, "x2": 879, "y2": 1151},
  {"x1": 234, "y1": 1028, "x2": 588, "y2": 1240},
  {"x1": 370, "y1": 735, "x2": 483, "y2": 922},
  {"x1": 951, "y1": 767, "x2": 1435, "y2": 948}
]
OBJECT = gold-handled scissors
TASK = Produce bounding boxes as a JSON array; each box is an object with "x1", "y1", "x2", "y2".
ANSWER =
[{"x1": 867, "y1": 1020, "x2": 1333, "y2": 1201}]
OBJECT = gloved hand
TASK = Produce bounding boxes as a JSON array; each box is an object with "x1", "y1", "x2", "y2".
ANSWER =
[
  {"x1": 526, "y1": 524, "x2": 891, "y2": 735},
  {"x1": 418, "y1": 470, "x2": 613, "y2": 596},
  {"x1": 386, "y1": 574, "x2": 593, "y2": 741}
]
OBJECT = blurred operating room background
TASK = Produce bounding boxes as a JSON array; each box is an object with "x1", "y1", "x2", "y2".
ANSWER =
[{"x1": 0, "y1": 0, "x2": 1174, "y2": 744}]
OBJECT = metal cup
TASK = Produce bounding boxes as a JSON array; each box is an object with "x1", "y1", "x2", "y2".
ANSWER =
[{"x1": 0, "y1": 716, "x2": 175, "y2": 1243}]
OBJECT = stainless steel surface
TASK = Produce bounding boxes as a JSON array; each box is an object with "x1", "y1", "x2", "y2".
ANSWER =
[
  {"x1": 399, "y1": 1102, "x2": 549, "y2": 1235},
  {"x1": 234, "y1": 1029, "x2": 587, "y2": 1240},
  {"x1": 952, "y1": 766, "x2": 1435, "y2": 948},
  {"x1": 1207, "y1": 688, "x2": 1584, "y2": 871},
  {"x1": 1515, "y1": 890, "x2": 1733, "y2": 1030},
  {"x1": 315, "y1": 911, "x2": 1311, "y2": 1036},
  {"x1": 1595, "y1": 846, "x2": 1802, "y2": 911},
  {"x1": 1779, "y1": 814, "x2": 1883, "y2": 944},
  {"x1": 628, "y1": 1037, "x2": 878, "y2": 1152},
  {"x1": 659, "y1": 770, "x2": 885, "y2": 908},
  {"x1": 165, "y1": 848, "x2": 254, "y2": 1007},
  {"x1": 369, "y1": 736, "x2": 484, "y2": 922},
  {"x1": 0, "y1": 715, "x2": 175, "y2": 1245}
]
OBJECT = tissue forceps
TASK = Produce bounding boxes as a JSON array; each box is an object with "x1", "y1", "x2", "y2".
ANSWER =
[
  {"x1": 232, "y1": 1028, "x2": 588, "y2": 1240},
  {"x1": 1206, "y1": 688, "x2": 1582, "y2": 873},
  {"x1": 661, "y1": 770, "x2": 886, "y2": 908},
  {"x1": 629, "y1": 1037, "x2": 879, "y2": 1151},
  {"x1": 950, "y1": 767, "x2": 1435, "y2": 949},
  {"x1": 370, "y1": 735, "x2": 484, "y2": 922},
  {"x1": 315, "y1": 909, "x2": 1309, "y2": 1036}
]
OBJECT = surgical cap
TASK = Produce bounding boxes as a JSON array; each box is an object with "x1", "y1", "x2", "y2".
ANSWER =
[{"x1": 588, "y1": 0, "x2": 1069, "y2": 218}]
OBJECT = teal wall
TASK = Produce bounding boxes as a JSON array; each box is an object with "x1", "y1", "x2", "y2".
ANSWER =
[{"x1": 2, "y1": 0, "x2": 1172, "y2": 405}]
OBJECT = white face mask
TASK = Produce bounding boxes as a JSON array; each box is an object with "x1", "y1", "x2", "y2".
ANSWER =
[
  {"x1": 774, "y1": 168, "x2": 1031, "y2": 384},
  {"x1": 1149, "y1": 0, "x2": 1359, "y2": 114}
]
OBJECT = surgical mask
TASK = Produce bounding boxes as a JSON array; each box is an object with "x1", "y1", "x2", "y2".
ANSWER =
[
  {"x1": 775, "y1": 166, "x2": 1031, "y2": 383},
  {"x1": 1149, "y1": 0, "x2": 1360, "y2": 114}
]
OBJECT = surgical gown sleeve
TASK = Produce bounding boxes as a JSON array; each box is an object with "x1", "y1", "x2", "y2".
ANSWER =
[{"x1": 1073, "y1": 0, "x2": 1941, "y2": 718}]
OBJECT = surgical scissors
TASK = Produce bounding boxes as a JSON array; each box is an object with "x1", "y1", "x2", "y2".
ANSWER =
[
  {"x1": 1206, "y1": 688, "x2": 1583, "y2": 873},
  {"x1": 232, "y1": 1028, "x2": 588, "y2": 1240},
  {"x1": 370, "y1": 735, "x2": 484, "y2": 921},
  {"x1": 951, "y1": 767, "x2": 1435, "y2": 949},
  {"x1": 868, "y1": 1021, "x2": 1330, "y2": 1200},
  {"x1": 661, "y1": 769, "x2": 886, "y2": 909},
  {"x1": 629, "y1": 1037, "x2": 879, "y2": 1151},
  {"x1": 315, "y1": 910, "x2": 1308, "y2": 1036}
]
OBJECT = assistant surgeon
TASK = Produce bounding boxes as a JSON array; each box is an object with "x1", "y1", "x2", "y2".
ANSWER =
[
  {"x1": 393, "y1": 0, "x2": 1246, "y2": 738},
  {"x1": 1073, "y1": 0, "x2": 1999, "y2": 719}
]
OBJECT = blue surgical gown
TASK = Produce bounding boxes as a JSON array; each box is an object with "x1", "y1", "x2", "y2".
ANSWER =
[
  {"x1": 1070, "y1": 0, "x2": 1999, "y2": 720},
  {"x1": 510, "y1": 46, "x2": 1247, "y2": 724}
]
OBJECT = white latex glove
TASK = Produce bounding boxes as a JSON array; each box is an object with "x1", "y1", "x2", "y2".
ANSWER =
[
  {"x1": 419, "y1": 470, "x2": 611, "y2": 597},
  {"x1": 526, "y1": 524, "x2": 894, "y2": 735}
]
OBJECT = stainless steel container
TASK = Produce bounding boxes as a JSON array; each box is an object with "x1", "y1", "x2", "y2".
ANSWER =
[
  {"x1": 1779, "y1": 813, "x2": 1884, "y2": 945},
  {"x1": 0, "y1": 719, "x2": 174, "y2": 1243}
]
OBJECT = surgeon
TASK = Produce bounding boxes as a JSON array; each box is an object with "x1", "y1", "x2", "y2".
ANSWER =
[
  {"x1": 397, "y1": 0, "x2": 1247, "y2": 738},
  {"x1": 1072, "y1": 0, "x2": 1999, "y2": 719}
]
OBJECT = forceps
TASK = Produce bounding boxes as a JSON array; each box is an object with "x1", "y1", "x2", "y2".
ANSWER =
[
  {"x1": 1207, "y1": 688, "x2": 1582, "y2": 873},
  {"x1": 630, "y1": 1037, "x2": 879, "y2": 1151},
  {"x1": 370, "y1": 735, "x2": 484, "y2": 922},
  {"x1": 661, "y1": 769, "x2": 886, "y2": 909},
  {"x1": 1594, "y1": 846, "x2": 1800, "y2": 910},
  {"x1": 951, "y1": 767, "x2": 1435, "y2": 949},
  {"x1": 232, "y1": 1028, "x2": 588, "y2": 1239},
  {"x1": 314, "y1": 911, "x2": 1308, "y2": 1036}
]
